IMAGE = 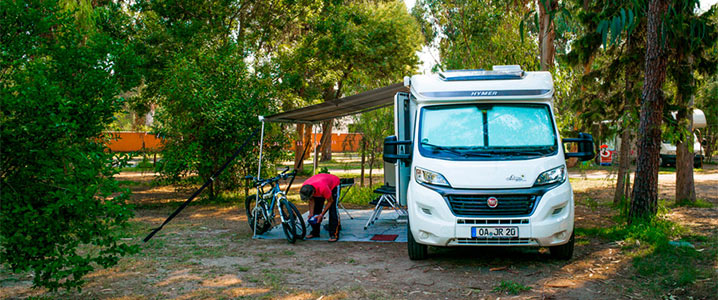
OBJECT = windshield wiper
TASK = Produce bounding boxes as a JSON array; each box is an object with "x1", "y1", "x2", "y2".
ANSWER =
[
  {"x1": 464, "y1": 148, "x2": 553, "y2": 157},
  {"x1": 421, "y1": 142, "x2": 466, "y2": 157}
]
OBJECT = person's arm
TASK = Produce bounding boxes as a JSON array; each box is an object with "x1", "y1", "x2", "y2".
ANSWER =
[
  {"x1": 307, "y1": 198, "x2": 315, "y2": 216},
  {"x1": 319, "y1": 196, "x2": 334, "y2": 219}
]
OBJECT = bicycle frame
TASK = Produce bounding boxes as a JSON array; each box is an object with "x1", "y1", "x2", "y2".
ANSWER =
[{"x1": 251, "y1": 178, "x2": 289, "y2": 238}]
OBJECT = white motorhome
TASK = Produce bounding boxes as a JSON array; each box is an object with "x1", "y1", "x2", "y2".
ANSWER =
[
  {"x1": 383, "y1": 66, "x2": 594, "y2": 260},
  {"x1": 659, "y1": 109, "x2": 707, "y2": 167}
]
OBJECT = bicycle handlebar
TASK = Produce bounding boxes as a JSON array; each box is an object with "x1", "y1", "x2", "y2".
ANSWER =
[{"x1": 245, "y1": 169, "x2": 297, "y2": 187}]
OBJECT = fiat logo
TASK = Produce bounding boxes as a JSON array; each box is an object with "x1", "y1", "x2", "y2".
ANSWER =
[{"x1": 487, "y1": 197, "x2": 498, "y2": 208}]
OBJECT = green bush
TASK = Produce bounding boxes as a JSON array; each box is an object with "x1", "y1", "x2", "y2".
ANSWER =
[
  {"x1": 150, "y1": 43, "x2": 287, "y2": 198},
  {"x1": 342, "y1": 183, "x2": 383, "y2": 206},
  {"x1": 1, "y1": 0, "x2": 140, "y2": 291}
]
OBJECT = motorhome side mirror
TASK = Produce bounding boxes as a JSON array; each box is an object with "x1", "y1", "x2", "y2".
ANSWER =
[
  {"x1": 563, "y1": 132, "x2": 595, "y2": 162},
  {"x1": 383, "y1": 135, "x2": 398, "y2": 164}
]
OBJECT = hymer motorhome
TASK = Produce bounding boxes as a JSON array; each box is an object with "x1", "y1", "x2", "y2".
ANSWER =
[{"x1": 383, "y1": 66, "x2": 595, "y2": 260}]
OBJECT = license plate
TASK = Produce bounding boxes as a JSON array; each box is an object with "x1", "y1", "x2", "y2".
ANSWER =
[{"x1": 471, "y1": 226, "x2": 519, "y2": 238}]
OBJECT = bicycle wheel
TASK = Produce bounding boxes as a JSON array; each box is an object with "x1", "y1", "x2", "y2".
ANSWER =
[
  {"x1": 286, "y1": 201, "x2": 306, "y2": 240},
  {"x1": 245, "y1": 195, "x2": 271, "y2": 235},
  {"x1": 279, "y1": 198, "x2": 297, "y2": 243}
]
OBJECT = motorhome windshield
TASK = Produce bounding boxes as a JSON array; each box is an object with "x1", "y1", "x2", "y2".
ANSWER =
[{"x1": 418, "y1": 104, "x2": 558, "y2": 160}]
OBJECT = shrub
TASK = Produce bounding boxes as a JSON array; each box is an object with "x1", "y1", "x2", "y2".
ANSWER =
[
  {"x1": 1, "y1": 0, "x2": 140, "y2": 291},
  {"x1": 151, "y1": 44, "x2": 287, "y2": 198}
]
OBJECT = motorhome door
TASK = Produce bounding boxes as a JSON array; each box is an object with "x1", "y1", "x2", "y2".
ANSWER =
[{"x1": 394, "y1": 92, "x2": 411, "y2": 206}]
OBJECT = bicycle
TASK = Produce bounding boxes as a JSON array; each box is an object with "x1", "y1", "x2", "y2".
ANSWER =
[{"x1": 244, "y1": 168, "x2": 306, "y2": 243}]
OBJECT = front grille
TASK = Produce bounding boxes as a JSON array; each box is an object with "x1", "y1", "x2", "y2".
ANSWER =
[
  {"x1": 456, "y1": 237, "x2": 535, "y2": 245},
  {"x1": 447, "y1": 195, "x2": 538, "y2": 216},
  {"x1": 457, "y1": 218, "x2": 529, "y2": 225}
]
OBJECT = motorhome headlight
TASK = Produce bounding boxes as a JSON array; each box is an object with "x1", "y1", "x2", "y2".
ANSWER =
[
  {"x1": 415, "y1": 167, "x2": 450, "y2": 187},
  {"x1": 534, "y1": 165, "x2": 566, "y2": 186}
]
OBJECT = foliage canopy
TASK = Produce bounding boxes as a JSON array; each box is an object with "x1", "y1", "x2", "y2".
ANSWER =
[{"x1": 1, "y1": 0, "x2": 141, "y2": 290}]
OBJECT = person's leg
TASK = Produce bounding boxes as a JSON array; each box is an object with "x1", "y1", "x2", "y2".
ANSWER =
[
  {"x1": 309, "y1": 197, "x2": 324, "y2": 238},
  {"x1": 328, "y1": 188, "x2": 340, "y2": 241}
]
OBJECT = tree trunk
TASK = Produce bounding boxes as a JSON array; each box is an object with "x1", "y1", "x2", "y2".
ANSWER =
[
  {"x1": 615, "y1": 38, "x2": 637, "y2": 205},
  {"x1": 294, "y1": 124, "x2": 305, "y2": 171},
  {"x1": 614, "y1": 125, "x2": 632, "y2": 205},
  {"x1": 629, "y1": 0, "x2": 669, "y2": 222},
  {"x1": 705, "y1": 127, "x2": 715, "y2": 163},
  {"x1": 360, "y1": 139, "x2": 366, "y2": 187},
  {"x1": 624, "y1": 169, "x2": 631, "y2": 199},
  {"x1": 368, "y1": 153, "x2": 374, "y2": 187},
  {"x1": 675, "y1": 50, "x2": 697, "y2": 204},
  {"x1": 306, "y1": 124, "x2": 313, "y2": 171},
  {"x1": 538, "y1": 0, "x2": 558, "y2": 70},
  {"x1": 675, "y1": 107, "x2": 696, "y2": 204},
  {"x1": 319, "y1": 120, "x2": 333, "y2": 162}
]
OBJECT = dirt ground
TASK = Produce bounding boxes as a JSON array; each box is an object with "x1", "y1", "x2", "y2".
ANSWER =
[{"x1": 2, "y1": 167, "x2": 717, "y2": 299}]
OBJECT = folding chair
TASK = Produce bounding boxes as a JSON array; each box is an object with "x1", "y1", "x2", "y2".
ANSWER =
[
  {"x1": 364, "y1": 185, "x2": 407, "y2": 230},
  {"x1": 336, "y1": 178, "x2": 355, "y2": 219}
]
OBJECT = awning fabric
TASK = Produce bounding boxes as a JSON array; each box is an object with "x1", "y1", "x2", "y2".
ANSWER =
[{"x1": 264, "y1": 83, "x2": 407, "y2": 124}]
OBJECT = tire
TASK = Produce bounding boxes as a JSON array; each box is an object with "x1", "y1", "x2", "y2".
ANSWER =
[
  {"x1": 279, "y1": 198, "x2": 298, "y2": 244},
  {"x1": 407, "y1": 221, "x2": 428, "y2": 260},
  {"x1": 286, "y1": 201, "x2": 306, "y2": 240},
  {"x1": 245, "y1": 195, "x2": 271, "y2": 235},
  {"x1": 549, "y1": 230, "x2": 574, "y2": 260}
]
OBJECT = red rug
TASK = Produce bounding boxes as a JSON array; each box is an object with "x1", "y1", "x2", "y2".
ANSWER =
[{"x1": 370, "y1": 234, "x2": 398, "y2": 241}]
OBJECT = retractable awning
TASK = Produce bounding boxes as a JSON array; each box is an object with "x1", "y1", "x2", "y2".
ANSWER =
[{"x1": 264, "y1": 83, "x2": 407, "y2": 124}]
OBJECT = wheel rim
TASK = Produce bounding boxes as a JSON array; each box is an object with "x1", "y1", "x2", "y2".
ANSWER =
[
  {"x1": 281, "y1": 203, "x2": 296, "y2": 241},
  {"x1": 252, "y1": 207, "x2": 263, "y2": 233},
  {"x1": 289, "y1": 203, "x2": 303, "y2": 237}
]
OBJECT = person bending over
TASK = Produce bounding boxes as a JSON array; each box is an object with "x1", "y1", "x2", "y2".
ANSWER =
[{"x1": 300, "y1": 173, "x2": 341, "y2": 242}]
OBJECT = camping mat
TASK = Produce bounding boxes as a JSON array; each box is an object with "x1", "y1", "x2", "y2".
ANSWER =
[{"x1": 253, "y1": 209, "x2": 407, "y2": 242}]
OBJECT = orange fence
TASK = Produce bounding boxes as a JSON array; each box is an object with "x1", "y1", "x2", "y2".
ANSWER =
[
  {"x1": 105, "y1": 132, "x2": 163, "y2": 152},
  {"x1": 106, "y1": 132, "x2": 362, "y2": 153},
  {"x1": 291, "y1": 133, "x2": 363, "y2": 152}
]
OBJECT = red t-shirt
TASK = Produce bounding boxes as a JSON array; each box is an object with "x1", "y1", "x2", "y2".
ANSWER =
[{"x1": 302, "y1": 173, "x2": 340, "y2": 200}]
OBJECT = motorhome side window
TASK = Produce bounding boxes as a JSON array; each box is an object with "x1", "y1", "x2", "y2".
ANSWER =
[{"x1": 418, "y1": 104, "x2": 558, "y2": 160}]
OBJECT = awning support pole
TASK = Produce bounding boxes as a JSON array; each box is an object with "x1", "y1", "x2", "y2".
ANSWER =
[
  {"x1": 257, "y1": 116, "x2": 265, "y2": 179},
  {"x1": 254, "y1": 116, "x2": 266, "y2": 240},
  {"x1": 313, "y1": 124, "x2": 318, "y2": 175}
]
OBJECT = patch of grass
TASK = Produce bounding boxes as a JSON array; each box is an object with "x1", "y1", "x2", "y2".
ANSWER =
[
  {"x1": 190, "y1": 246, "x2": 227, "y2": 258},
  {"x1": 196, "y1": 192, "x2": 244, "y2": 206},
  {"x1": 115, "y1": 220, "x2": 148, "y2": 239},
  {"x1": 580, "y1": 196, "x2": 611, "y2": 210},
  {"x1": 237, "y1": 266, "x2": 250, "y2": 272},
  {"x1": 577, "y1": 216, "x2": 686, "y2": 247},
  {"x1": 247, "y1": 269, "x2": 287, "y2": 289},
  {"x1": 632, "y1": 244, "x2": 701, "y2": 291},
  {"x1": 575, "y1": 238, "x2": 590, "y2": 246},
  {"x1": 118, "y1": 158, "x2": 156, "y2": 172},
  {"x1": 577, "y1": 216, "x2": 715, "y2": 296},
  {"x1": 671, "y1": 198, "x2": 714, "y2": 208},
  {"x1": 282, "y1": 250, "x2": 295, "y2": 256},
  {"x1": 492, "y1": 280, "x2": 531, "y2": 295},
  {"x1": 119, "y1": 166, "x2": 155, "y2": 172},
  {"x1": 568, "y1": 163, "x2": 620, "y2": 172},
  {"x1": 117, "y1": 180, "x2": 142, "y2": 186}
]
